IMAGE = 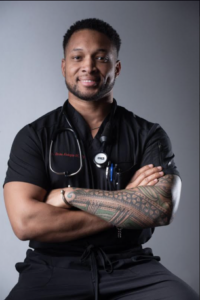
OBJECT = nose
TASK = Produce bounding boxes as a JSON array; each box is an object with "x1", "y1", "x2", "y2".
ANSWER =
[{"x1": 81, "y1": 57, "x2": 97, "y2": 73}]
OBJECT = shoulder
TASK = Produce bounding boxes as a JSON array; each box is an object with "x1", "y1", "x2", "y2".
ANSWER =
[
  {"x1": 12, "y1": 106, "x2": 62, "y2": 147},
  {"x1": 116, "y1": 104, "x2": 172, "y2": 149},
  {"x1": 30, "y1": 106, "x2": 62, "y2": 132},
  {"x1": 116, "y1": 104, "x2": 161, "y2": 134}
]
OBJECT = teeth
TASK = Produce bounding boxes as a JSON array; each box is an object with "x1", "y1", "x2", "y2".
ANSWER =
[{"x1": 82, "y1": 80, "x2": 94, "y2": 82}]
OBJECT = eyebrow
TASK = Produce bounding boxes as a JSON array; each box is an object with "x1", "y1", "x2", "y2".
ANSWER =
[
  {"x1": 72, "y1": 48, "x2": 108, "y2": 53},
  {"x1": 72, "y1": 48, "x2": 83, "y2": 51}
]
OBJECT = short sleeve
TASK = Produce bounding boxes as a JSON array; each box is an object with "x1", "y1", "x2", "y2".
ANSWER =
[
  {"x1": 139, "y1": 124, "x2": 181, "y2": 178},
  {"x1": 3, "y1": 125, "x2": 49, "y2": 189}
]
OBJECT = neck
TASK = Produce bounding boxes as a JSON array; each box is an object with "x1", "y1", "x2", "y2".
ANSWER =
[{"x1": 68, "y1": 95, "x2": 113, "y2": 130}]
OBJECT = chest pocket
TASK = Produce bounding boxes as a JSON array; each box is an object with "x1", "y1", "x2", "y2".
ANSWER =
[{"x1": 115, "y1": 163, "x2": 138, "y2": 190}]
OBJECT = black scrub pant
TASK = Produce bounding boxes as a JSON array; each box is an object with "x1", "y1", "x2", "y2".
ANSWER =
[{"x1": 5, "y1": 246, "x2": 199, "y2": 300}]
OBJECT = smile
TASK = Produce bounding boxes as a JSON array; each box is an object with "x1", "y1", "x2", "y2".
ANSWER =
[{"x1": 79, "y1": 80, "x2": 98, "y2": 87}]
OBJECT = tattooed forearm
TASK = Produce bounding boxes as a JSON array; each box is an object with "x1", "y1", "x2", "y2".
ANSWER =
[{"x1": 65, "y1": 175, "x2": 175, "y2": 229}]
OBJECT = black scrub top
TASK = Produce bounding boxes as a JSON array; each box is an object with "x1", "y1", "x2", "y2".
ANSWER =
[{"x1": 4, "y1": 99, "x2": 180, "y2": 252}]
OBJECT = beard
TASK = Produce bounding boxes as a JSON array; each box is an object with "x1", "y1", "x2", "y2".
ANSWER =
[{"x1": 65, "y1": 77, "x2": 116, "y2": 101}]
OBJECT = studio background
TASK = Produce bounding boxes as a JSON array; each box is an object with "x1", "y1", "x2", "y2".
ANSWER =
[{"x1": 0, "y1": 1, "x2": 199, "y2": 298}]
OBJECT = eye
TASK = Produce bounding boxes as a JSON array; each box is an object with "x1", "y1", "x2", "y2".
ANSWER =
[
  {"x1": 72, "y1": 56, "x2": 82, "y2": 61},
  {"x1": 96, "y1": 56, "x2": 109, "y2": 62}
]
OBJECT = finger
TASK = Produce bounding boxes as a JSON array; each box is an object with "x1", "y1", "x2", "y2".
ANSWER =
[
  {"x1": 147, "y1": 179, "x2": 158, "y2": 186},
  {"x1": 129, "y1": 164, "x2": 154, "y2": 183},
  {"x1": 139, "y1": 171, "x2": 164, "y2": 186},
  {"x1": 125, "y1": 182, "x2": 134, "y2": 189},
  {"x1": 132, "y1": 165, "x2": 162, "y2": 183},
  {"x1": 132, "y1": 166, "x2": 162, "y2": 186},
  {"x1": 134, "y1": 164, "x2": 154, "y2": 178},
  {"x1": 126, "y1": 165, "x2": 163, "y2": 189},
  {"x1": 126, "y1": 175, "x2": 158, "y2": 189}
]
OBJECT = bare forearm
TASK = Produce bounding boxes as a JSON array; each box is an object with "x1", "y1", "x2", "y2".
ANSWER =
[
  {"x1": 4, "y1": 182, "x2": 111, "y2": 242},
  {"x1": 28, "y1": 204, "x2": 111, "y2": 242},
  {"x1": 65, "y1": 175, "x2": 174, "y2": 229}
]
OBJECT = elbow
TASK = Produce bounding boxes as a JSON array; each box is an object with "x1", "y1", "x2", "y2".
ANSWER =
[
  {"x1": 155, "y1": 174, "x2": 182, "y2": 227},
  {"x1": 165, "y1": 202, "x2": 174, "y2": 225},
  {"x1": 165, "y1": 204, "x2": 176, "y2": 226},
  {"x1": 12, "y1": 218, "x2": 31, "y2": 241},
  {"x1": 164, "y1": 214, "x2": 173, "y2": 226},
  {"x1": 159, "y1": 202, "x2": 173, "y2": 226},
  {"x1": 163, "y1": 189, "x2": 181, "y2": 226}
]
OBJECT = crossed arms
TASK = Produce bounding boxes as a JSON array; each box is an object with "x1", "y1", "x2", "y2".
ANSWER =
[{"x1": 4, "y1": 165, "x2": 181, "y2": 242}]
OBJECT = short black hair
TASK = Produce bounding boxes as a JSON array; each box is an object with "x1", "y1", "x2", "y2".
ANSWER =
[{"x1": 63, "y1": 18, "x2": 121, "y2": 56}]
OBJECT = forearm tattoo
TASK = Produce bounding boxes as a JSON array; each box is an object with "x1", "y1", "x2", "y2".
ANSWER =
[{"x1": 66, "y1": 175, "x2": 174, "y2": 229}]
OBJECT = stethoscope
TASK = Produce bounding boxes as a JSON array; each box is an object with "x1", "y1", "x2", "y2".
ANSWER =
[{"x1": 49, "y1": 99, "x2": 117, "y2": 185}]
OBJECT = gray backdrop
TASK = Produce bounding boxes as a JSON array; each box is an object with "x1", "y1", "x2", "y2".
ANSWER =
[{"x1": 0, "y1": 1, "x2": 199, "y2": 298}]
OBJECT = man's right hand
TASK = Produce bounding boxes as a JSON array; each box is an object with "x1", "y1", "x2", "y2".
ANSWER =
[{"x1": 125, "y1": 165, "x2": 164, "y2": 189}]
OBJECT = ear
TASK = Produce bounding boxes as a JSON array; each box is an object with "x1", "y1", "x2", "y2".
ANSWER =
[
  {"x1": 115, "y1": 60, "x2": 121, "y2": 78},
  {"x1": 61, "y1": 59, "x2": 66, "y2": 78}
]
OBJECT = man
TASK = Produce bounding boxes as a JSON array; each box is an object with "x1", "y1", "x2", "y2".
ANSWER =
[{"x1": 3, "y1": 18, "x2": 198, "y2": 300}]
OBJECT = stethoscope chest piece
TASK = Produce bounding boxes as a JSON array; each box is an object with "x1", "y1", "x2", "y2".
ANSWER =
[{"x1": 93, "y1": 153, "x2": 108, "y2": 168}]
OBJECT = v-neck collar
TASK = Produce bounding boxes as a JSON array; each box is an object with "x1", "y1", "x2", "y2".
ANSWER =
[{"x1": 64, "y1": 100, "x2": 117, "y2": 148}]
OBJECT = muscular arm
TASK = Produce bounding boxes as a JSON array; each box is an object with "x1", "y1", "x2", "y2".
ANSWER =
[
  {"x1": 4, "y1": 165, "x2": 158, "y2": 242},
  {"x1": 64, "y1": 174, "x2": 181, "y2": 229},
  {"x1": 3, "y1": 182, "x2": 111, "y2": 242},
  {"x1": 4, "y1": 167, "x2": 180, "y2": 242}
]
